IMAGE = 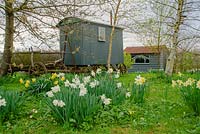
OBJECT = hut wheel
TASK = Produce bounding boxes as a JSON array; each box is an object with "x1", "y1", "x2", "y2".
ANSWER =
[{"x1": 28, "y1": 62, "x2": 47, "y2": 75}]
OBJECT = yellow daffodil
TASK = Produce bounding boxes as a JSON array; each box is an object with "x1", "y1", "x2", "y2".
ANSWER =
[
  {"x1": 26, "y1": 80, "x2": 30, "y2": 84},
  {"x1": 135, "y1": 75, "x2": 146, "y2": 85},
  {"x1": 25, "y1": 83, "x2": 29, "y2": 88},
  {"x1": 178, "y1": 72, "x2": 182, "y2": 77},
  {"x1": 54, "y1": 81, "x2": 58, "y2": 85},
  {"x1": 61, "y1": 76, "x2": 65, "y2": 81},
  {"x1": 19, "y1": 78, "x2": 24, "y2": 84},
  {"x1": 128, "y1": 110, "x2": 134, "y2": 115},
  {"x1": 32, "y1": 78, "x2": 36, "y2": 83},
  {"x1": 51, "y1": 73, "x2": 57, "y2": 80}
]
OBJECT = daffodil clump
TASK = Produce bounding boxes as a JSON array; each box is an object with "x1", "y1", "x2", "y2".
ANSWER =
[
  {"x1": 130, "y1": 75, "x2": 147, "y2": 104},
  {"x1": 19, "y1": 78, "x2": 37, "y2": 89},
  {"x1": 45, "y1": 68, "x2": 127, "y2": 125},
  {"x1": 19, "y1": 73, "x2": 68, "y2": 94},
  {"x1": 172, "y1": 78, "x2": 200, "y2": 115}
]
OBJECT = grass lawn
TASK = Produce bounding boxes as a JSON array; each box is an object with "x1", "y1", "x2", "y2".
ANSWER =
[{"x1": 0, "y1": 71, "x2": 200, "y2": 134}]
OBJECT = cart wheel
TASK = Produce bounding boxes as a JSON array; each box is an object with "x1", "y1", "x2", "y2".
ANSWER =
[
  {"x1": 117, "y1": 64, "x2": 127, "y2": 74},
  {"x1": 28, "y1": 62, "x2": 47, "y2": 75}
]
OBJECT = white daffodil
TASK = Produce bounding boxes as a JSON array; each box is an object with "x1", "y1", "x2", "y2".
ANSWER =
[
  {"x1": 107, "y1": 68, "x2": 113, "y2": 74},
  {"x1": 117, "y1": 82, "x2": 122, "y2": 88},
  {"x1": 126, "y1": 92, "x2": 131, "y2": 98},
  {"x1": 72, "y1": 76, "x2": 81, "y2": 86},
  {"x1": 83, "y1": 76, "x2": 91, "y2": 84},
  {"x1": 90, "y1": 82, "x2": 96, "y2": 88},
  {"x1": 46, "y1": 91, "x2": 54, "y2": 97},
  {"x1": 79, "y1": 83, "x2": 85, "y2": 89},
  {"x1": 53, "y1": 99, "x2": 59, "y2": 106},
  {"x1": 91, "y1": 70, "x2": 96, "y2": 77},
  {"x1": 51, "y1": 85, "x2": 60, "y2": 93},
  {"x1": 70, "y1": 83, "x2": 77, "y2": 89},
  {"x1": 172, "y1": 80, "x2": 177, "y2": 88},
  {"x1": 96, "y1": 68, "x2": 102, "y2": 74},
  {"x1": 57, "y1": 100, "x2": 65, "y2": 107},
  {"x1": 57, "y1": 73, "x2": 65, "y2": 78},
  {"x1": 0, "y1": 98, "x2": 6, "y2": 107},
  {"x1": 64, "y1": 80, "x2": 70, "y2": 87},
  {"x1": 103, "y1": 98, "x2": 112, "y2": 105},
  {"x1": 79, "y1": 88, "x2": 87, "y2": 96},
  {"x1": 53, "y1": 100, "x2": 65, "y2": 107},
  {"x1": 100, "y1": 94, "x2": 106, "y2": 101},
  {"x1": 115, "y1": 74, "x2": 120, "y2": 79},
  {"x1": 197, "y1": 80, "x2": 200, "y2": 89}
]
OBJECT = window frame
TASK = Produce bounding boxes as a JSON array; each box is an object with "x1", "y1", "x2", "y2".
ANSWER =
[
  {"x1": 98, "y1": 26, "x2": 106, "y2": 42},
  {"x1": 133, "y1": 55, "x2": 150, "y2": 64}
]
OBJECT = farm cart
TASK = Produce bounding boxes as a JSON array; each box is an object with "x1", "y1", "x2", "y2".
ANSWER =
[{"x1": 9, "y1": 51, "x2": 126, "y2": 75}]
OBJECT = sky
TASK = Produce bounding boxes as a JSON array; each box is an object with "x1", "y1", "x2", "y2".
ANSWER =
[{"x1": 0, "y1": 17, "x2": 141, "y2": 52}]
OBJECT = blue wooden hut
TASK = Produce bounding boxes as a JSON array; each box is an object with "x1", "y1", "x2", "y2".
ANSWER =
[{"x1": 56, "y1": 17, "x2": 124, "y2": 66}]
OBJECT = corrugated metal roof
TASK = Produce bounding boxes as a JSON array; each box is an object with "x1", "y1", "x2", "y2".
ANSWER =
[{"x1": 124, "y1": 46, "x2": 164, "y2": 54}]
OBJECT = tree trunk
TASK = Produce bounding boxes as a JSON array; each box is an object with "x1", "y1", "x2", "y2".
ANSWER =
[
  {"x1": 165, "y1": 46, "x2": 176, "y2": 75},
  {"x1": 165, "y1": 0, "x2": 184, "y2": 76},
  {"x1": 1, "y1": 1, "x2": 14, "y2": 76},
  {"x1": 107, "y1": 0, "x2": 121, "y2": 69}
]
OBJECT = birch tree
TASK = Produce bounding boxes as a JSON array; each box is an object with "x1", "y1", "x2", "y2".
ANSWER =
[
  {"x1": 107, "y1": 0, "x2": 122, "y2": 69},
  {"x1": 126, "y1": 0, "x2": 200, "y2": 75}
]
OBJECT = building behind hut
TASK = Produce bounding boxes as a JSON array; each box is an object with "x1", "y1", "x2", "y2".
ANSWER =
[{"x1": 124, "y1": 46, "x2": 168, "y2": 72}]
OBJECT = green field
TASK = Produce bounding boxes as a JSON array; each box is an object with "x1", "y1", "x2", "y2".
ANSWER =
[{"x1": 0, "y1": 71, "x2": 200, "y2": 134}]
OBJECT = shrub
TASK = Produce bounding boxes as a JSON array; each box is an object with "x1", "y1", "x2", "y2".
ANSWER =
[
  {"x1": 123, "y1": 52, "x2": 134, "y2": 70},
  {"x1": 0, "y1": 90, "x2": 24, "y2": 124},
  {"x1": 172, "y1": 78, "x2": 200, "y2": 115}
]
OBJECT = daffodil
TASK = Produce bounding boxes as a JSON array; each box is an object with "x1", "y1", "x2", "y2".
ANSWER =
[
  {"x1": 178, "y1": 72, "x2": 183, "y2": 77},
  {"x1": 172, "y1": 80, "x2": 177, "y2": 87},
  {"x1": 135, "y1": 75, "x2": 146, "y2": 85},
  {"x1": 32, "y1": 78, "x2": 36, "y2": 83},
  {"x1": 126, "y1": 92, "x2": 131, "y2": 98},
  {"x1": 19, "y1": 78, "x2": 24, "y2": 84},
  {"x1": 51, "y1": 73, "x2": 57, "y2": 80},
  {"x1": 26, "y1": 80, "x2": 30, "y2": 84},
  {"x1": 51, "y1": 85, "x2": 60, "y2": 93},
  {"x1": 54, "y1": 81, "x2": 58, "y2": 85},
  {"x1": 61, "y1": 76, "x2": 65, "y2": 81},
  {"x1": 46, "y1": 91, "x2": 54, "y2": 97},
  {"x1": 128, "y1": 110, "x2": 134, "y2": 115},
  {"x1": 177, "y1": 80, "x2": 183, "y2": 86},
  {"x1": 197, "y1": 80, "x2": 200, "y2": 89},
  {"x1": 25, "y1": 83, "x2": 29, "y2": 88},
  {"x1": 52, "y1": 99, "x2": 65, "y2": 107},
  {"x1": 0, "y1": 98, "x2": 6, "y2": 107}
]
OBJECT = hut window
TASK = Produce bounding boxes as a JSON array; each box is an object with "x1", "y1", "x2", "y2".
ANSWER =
[
  {"x1": 134, "y1": 55, "x2": 150, "y2": 64},
  {"x1": 98, "y1": 27, "x2": 106, "y2": 42}
]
